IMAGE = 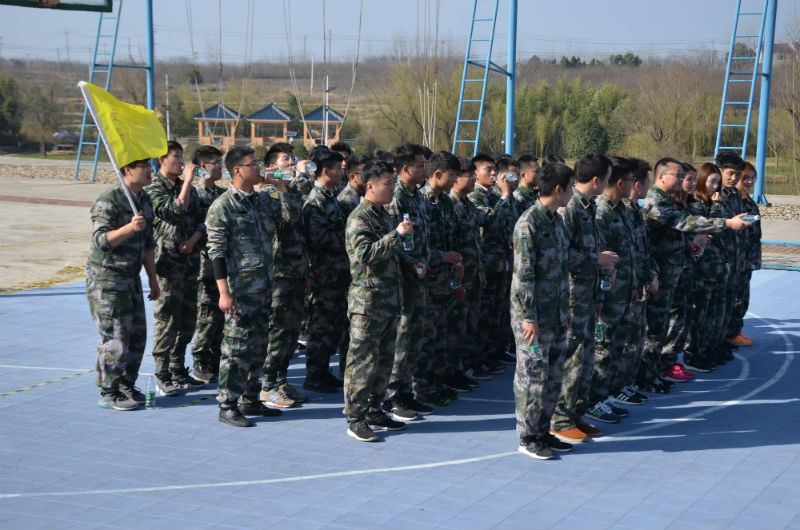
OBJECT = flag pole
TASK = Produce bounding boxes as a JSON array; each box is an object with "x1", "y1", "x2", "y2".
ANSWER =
[{"x1": 77, "y1": 81, "x2": 139, "y2": 215}]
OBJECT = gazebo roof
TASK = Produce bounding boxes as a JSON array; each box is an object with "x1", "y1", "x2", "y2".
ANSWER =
[
  {"x1": 247, "y1": 103, "x2": 294, "y2": 122},
  {"x1": 303, "y1": 105, "x2": 344, "y2": 123},
  {"x1": 194, "y1": 103, "x2": 241, "y2": 121}
]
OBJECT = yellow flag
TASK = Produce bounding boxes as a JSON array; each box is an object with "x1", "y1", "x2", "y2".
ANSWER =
[{"x1": 78, "y1": 81, "x2": 167, "y2": 168}]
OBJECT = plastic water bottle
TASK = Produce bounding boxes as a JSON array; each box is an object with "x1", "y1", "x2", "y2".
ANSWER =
[
  {"x1": 528, "y1": 337, "x2": 541, "y2": 357},
  {"x1": 504, "y1": 171, "x2": 519, "y2": 183},
  {"x1": 144, "y1": 375, "x2": 156, "y2": 409},
  {"x1": 742, "y1": 214, "x2": 760, "y2": 223},
  {"x1": 450, "y1": 263, "x2": 462, "y2": 291},
  {"x1": 305, "y1": 161, "x2": 317, "y2": 174},
  {"x1": 600, "y1": 269, "x2": 613, "y2": 291},
  {"x1": 265, "y1": 169, "x2": 294, "y2": 180},
  {"x1": 193, "y1": 167, "x2": 210, "y2": 179},
  {"x1": 594, "y1": 321, "x2": 604, "y2": 343},
  {"x1": 222, "y1": 169, "x2": 231, "y2": 179},
  {"x1": 402, "y1": 213, "x2": 414, "y2": 251}
]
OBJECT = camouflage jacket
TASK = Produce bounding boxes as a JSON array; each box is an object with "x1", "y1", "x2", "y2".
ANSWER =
[
  {"x1": 195, "y1": 182, "x2": 226, "y2": 280},
  {"x1": 689, "y1": 198, "x2": 727, "y2": 278},
  {"x1": 385, "y1": 179, "x2": 431, "y2": 282},
  {"x1": 303, "y1": 183, "x2": 350, "y2": 287},
  {"x1": 262, "y1": 179, "x2": 308, "y2": 280},
  {"x1": 560, "y1": 188, "x2": 600, "y2": 304},
  {"x1": 643, "y1": 186, "x2": 726, "y2": 282},
  {"x1": 337, "y1": 183, "x2": 362, "y2": 221},
  {"x1": 596, "y1": 194, "x2": 637, "y2": 298},
  {"x1": 450, "y1": 190, "x2": 485, "y2": 285},
  {"x1": 740, "y1": 193, "x2": 762, "y2": 270},
  {"x1": 292, "y1": 172, "x2": 316, "y2": 202},
  {"x1": 345, "y1": 199, "x2": 404, "y2": 317},
  {"x1": 206, "y1": 185, "x2": 300, "y2": 295},
  {"x1": 469, "y1": 183, "x2": 511, "y2": 274},
  {"x1": 145, "y1": 172, "x2": 203, "y2": 278},
  {"x1": 421, "y1": 183, "x2": 457, "y2": 297},
  {"x1": 510, "y1": 200, "x2": 569, "y2": 327},
  {"x1": 621, "y1": 198, "x2": 659, "y2": 289},
  {"x1": 513, "y1": 185, "x2": 538, "y2": 217},
  {"x1": 87, "y1": 185, "x2": 155, "y2": 281}
]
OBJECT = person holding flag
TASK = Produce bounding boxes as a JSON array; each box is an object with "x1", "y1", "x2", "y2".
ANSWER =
[{"x1": 79, "y1": 81, "x2": 168, "y2": 410}]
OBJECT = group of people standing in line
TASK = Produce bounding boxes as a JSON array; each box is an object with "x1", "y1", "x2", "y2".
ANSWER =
[{"x1": 86, "y1": 138, "x2": 759, "y2": 457}]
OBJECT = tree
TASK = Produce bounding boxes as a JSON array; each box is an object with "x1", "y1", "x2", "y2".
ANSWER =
[
  {"x1": 0, "y1": 73, "x2": 23, "y2": 139},
  {"x1": 610, "y1": 53, "x2": 642, "y2": 67},
  {"x1": 186, "y1": 66, "x2": 203, "y2": 85},
  {"x1": 565, "y1": 112, "x2": 609, "y2": 158},
  {"x1": 22, "y1": 84, "x2": 65, "y2": 157}
]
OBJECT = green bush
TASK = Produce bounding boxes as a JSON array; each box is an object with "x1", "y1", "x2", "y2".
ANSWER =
[{"x1": 565, "y1": 114, "x2": 609, "y2": 158}]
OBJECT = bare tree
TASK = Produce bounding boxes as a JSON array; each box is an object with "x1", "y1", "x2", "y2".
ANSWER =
[{"x1": 22, "y1": 83, "x2": 64, "y2": 157}]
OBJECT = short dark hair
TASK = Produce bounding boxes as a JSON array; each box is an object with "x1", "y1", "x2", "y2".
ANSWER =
[
  {"x1": 192, "y1": 145, "x2": 223, "y2": 165},
  {"x1": 312, "y1": 147, "x2": 344, "y2": 174},
  {"x1": 346, "y1": 154, "x2": 370, "y2": 175},
  {"x1": 427, "y1": 151, "x2": 460, "y2": 174},
  {"x1": 518, "y1": 154, "x2": 540, "y2": 172},
  {"x1": 681, "y1": 161, "x2": 696, "y2": 174},
  {"x1": 654, "y1": 157, "x2": 682, "y2": 177},
  {"x1": 155, "y1": 140, "x2": 183, "y2": 169},
  {"x1": 392, "y1": 143, "x2": 427, "y2": 170},
  {"x1": 714, "y1": 152, "x2": 746, "y2": 171},
  {"x1": 458, "y1": 156, "x2": 475, "y2": 174},
  {"x1": 309, "y1": 145, "x2": 332, "y2": 162},
  {"x1": 330, "y1": 141, "x2": 353, "y2": 157},
  {"x1": 267, "y1": 142, "x2": 294, "y2": 155},
  {"x1": 471, "y1": 153, "x2": 495, "y2": 167},
  {"x1": 495, "y1": 155, "x2": 519, "y2": 174},
  {"x1": 609, "y1": 156, "x2": 634, "y2": 185},
  {"x1": 629, "y1": 157, "x2": 652, "y2": 184},
  {"x1": 124, "y1": 158, "x2": 149, "y2": 171},
  {"x1": 574, "y1": 153, "x2": 611, "y2": 184},
  {"x1": 361, "y1": 160, "x2": 394, "y2": 185},
  {"x1": 538, "y1": 162, "x2": 574, "y2": 197},
  {"x1": 542, "y1": 154, "x2": 565, "y2": 166},
  {"x1": 225, "y1": 145, "x2": 255, "y2": 176}
]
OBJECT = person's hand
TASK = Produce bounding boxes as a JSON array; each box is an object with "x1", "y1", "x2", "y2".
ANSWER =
[
  {"x1": 129, "y1": 212, "x2": 146, "y2": 232},
  {"x1": 695, "y1": 234, "x2": 710, "y2": 246},
  {"x1": 454, "y1": 285, "x2": 465, "y2": 302},
  {"x1": 147, "y1": 277, "x2": 160, "y2": 301},
  {"x1": 567, "y1": 313, "x2": 573, "y2": 329},
  {"x1": 597, "y1": 250, "x2": 619, "y2": 268},
  {"x1": 414, "y1": 262, "x2": 426, "y2": 279},
  {"x1": 397, "y1": 220, "x2": 414, "y2": 236},
  {"x1": 725, "y1": 213, "x2": 752, "y2": 231},
  {"x1": 687, "y1": 241, "x2": 702, "y2": 255},
  {"x1": 442, "y1": 251, "x2": 462, "y2": 264},
  {"x1": 178, "y1": 240, "x2": 194, "y2": 255},
  {"x1": 218, "y1": 291, "x2": 239, "y2": 315},
  {"x1": 297, "y1": 160, "x2": 310, "y2": 173},
  {"x1": 521, "y1": 320, "x2": 539, "y2": 345},
  {"x1": 712, "y1": 191, "x2": 721, "y2": 201},
  {"x1": 183, "y1": 163, "x2": 197, "y2": 182},
  {"x1": 496, "y1": 173, "x2": 511, "y2": 197},
  {"x1": 632, "y1": 289, "x2": 640, "y2": 303},
  {"x1": 646, "y1": 276, "x2": 659, "y2": 294},
  {"x1": 453, "y1": 262, "x2": 464, "y2": 280}
]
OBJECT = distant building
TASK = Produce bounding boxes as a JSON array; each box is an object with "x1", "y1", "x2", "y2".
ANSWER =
[
  {"x1": 247, "y1": 103, "x2": 295, "y2": 146},
  {"x1": 194, "y1": 103, "x2": 241, "y2": 149},
  {"x1": 301, "y1": 105, "x2": 344, "y2": 149}
]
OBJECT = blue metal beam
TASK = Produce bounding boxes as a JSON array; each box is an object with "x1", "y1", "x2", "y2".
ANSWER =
[
  {"x1": 753, "y1": 0, "x2": 777, "y2": 205},
  {"x1": 505, "y1": 0, "x2": 517, "y2": 156}
]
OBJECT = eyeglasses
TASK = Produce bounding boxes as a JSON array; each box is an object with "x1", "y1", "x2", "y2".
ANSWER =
[
  {"x1": 236, "y1": 160, "x2": 261, "y2": 169},
  {"x1": 205, "y1": 160, "x2": 223, "y2": 167},
  {"x1": 662, "y1": 171, "x2": 686, "y2": 180}
]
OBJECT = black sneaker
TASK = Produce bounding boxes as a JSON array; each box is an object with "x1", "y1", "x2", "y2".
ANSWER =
[
  {"x1": 518, "y1": 438, "x2": 554, "y2": 460},
  {"x1": 684, "y1": 358, "x2": 713, "y2": 373},
  {"x1": 399, "y1": 393, "x2": 434, "y2": 415},
  {"x1": 494, "y1": 351, "x2": 517, "y2": 365},
  {"x1": 585, "y1": 401, "x2": 621, "y2": 423},
  {"x1": 444, "y1": 373, "x2": 473, "y2": 393},
  {"x1": 624, "y1": 385, "x2": 648, "y2": 402},
  {"x1": 97, "y1": 391, "x2": 139, "y2": 411},
  {"x1": 437, "y1": 385, "x2": 460, "y2": 401},
  {"x1": 239, "y1": 401, "x2": 282, "y2": 417},
  {"x1": 383, "y1": 399, "x2": 418, "y2": 421},
  {"x1": 171, "y1": 367, "x2": 205, "y2": 389},
  {"x1": 482, "y1": 362, "x2": 505, "y2": 375},
  {"x1": 416, "y1": 392, "x2": 450, "y2": 407},
  {"x1": 659, "y1": 377, "x2": 676, "y2": 388},
  {"x1": 611, "y1": 387, "x2": 644, "y2": 406},
  {"x1": 119, "y1": 384, "x2": 146, "y2": 404},
  {"x1": 605, "y1": 399, "x2": 628, "y2": 417},
  {"x1": 192, "y1": 363, "x2": 217, "y2": 383},
  {"x1": 156, "y1": 377, "x2": 180, "y2": 397},
  {"x1": 323, "y1": 372, "x2": 344, "y2": 388},
  {"x1": 464, "y1": 366, "x2": 492, "y2": 382},
  {"x1": 219, "y1": 406, "x2": 252, "y2": 427},
  {"x1": 303, "y1": 376, "x2": 337, "y2": 394},
  {"x1": 347, "y1": 420, "x2": 379, "y2": 442},
  {"x1": 366, "y1": 410, "x2": 406, "y2": 431},
  {"x1": 543, "y1": 432, "x2": 574, "y2": 452}
]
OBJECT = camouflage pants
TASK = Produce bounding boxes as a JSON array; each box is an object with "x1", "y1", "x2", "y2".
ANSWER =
[
  {"x1": 720, "y1": 268, "x2": 737, "y2": 342},
  {"x1": 476, "y1": 271, "x2": 506, "y2": 365},
  {"x1": 190, "y1": 276, "x2": 224, "y2": 375},
  {"x1": 514, "y1": 320, "x2": 567, "y2": 441},
  {"x1": 496, "y1": 270, "x2": 514, "y2": 356},
  {"x1": 414, "y1": 292, "x2": 449, "y2": 395},
  {"x1": 306, "y1": 283, "x2": 349, "y2": 380},
  {"x1": 262, "y1": 277, "x2": 305, "y2": 389},
  {"x1": 447, "y1": 276, "x2": 482, "y2": 372},
  {"x1": 551, "y1": 284, "x2": 596, "y2": 431},
  {"x1": 703, "y1": 272, "x2": 729, "y2": 354},
  {"x1": 728, "y1": 269, "x2": 752, "y2": 339},
  {"x1": 590, "y1": 296, "x2": 630, "y2": 404},
  {"x1": 662, "y1": 269, "x2": 693, "y2": 365},
  {"x1": 87, "y1": 274, "x2": 146, "y2": 391},
  {"x1": 619, "y1": 294, "x2": 646, "y2": 390},
  {"x1": 388, "y1": 281, "x2": 426, "y2": 399},
  {"x1": 152, "y1": 274, "x2": 198, "y2": 377},
  {"x1": 344, "y1": 312, "x2": 398, "y2": 421},
  {"x1": 217, "y1": 289, "x2": 271, "y2": 406},
  {"x1": 688, "y1": 277, "x2": 712, "y2": 360},
  {"x1": 639, "y1": 275, "x2": 677, "y2": 385}
]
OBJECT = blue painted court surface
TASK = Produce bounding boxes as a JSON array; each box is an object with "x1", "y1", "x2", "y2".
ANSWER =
[{"x1": 1, "y1": 269, "x2": 798, "y2": 529}]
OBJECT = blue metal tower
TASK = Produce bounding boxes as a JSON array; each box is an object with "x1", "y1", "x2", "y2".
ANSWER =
[
  {"x1": 714, "y1": 0, "x2": 777, "y2": 204},
  {"x1": 452, "y1": 0, "x2": 517, "y2": 157}
]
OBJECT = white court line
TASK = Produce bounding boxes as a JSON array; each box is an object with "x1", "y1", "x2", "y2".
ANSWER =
[
  {"x1": 459, "y1": 397, "x2": 515, "y2": 404},
  {"x1": 0, "y1": 364, "x2": 92, "y2": 372},
  {"x1": 0, "y1": 314, "x2": 793, "y2": 500}
]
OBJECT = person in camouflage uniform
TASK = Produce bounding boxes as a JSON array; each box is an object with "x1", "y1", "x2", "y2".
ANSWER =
[
  {"x1": 87, "y1": 159, "x2": 160, "y2": 411},
  {"x1": 206, "y1": 146, "x2": 300, "y2": 427},
  {"x1": 445, "y1": 158, "x2": 486, "y2": 395},
  {"x1": 338, "y1": 154, "x2": 369, "y2": 220},
  {"x1": 468, "y1": 153, "x2": 512, "y2": 378},
  {"x1": 302, "y1": 149, "x2": 350, "y2": 394},
  {"x1": 550, "y1": 154, "x2": 617, "y2": 440},
  {"x1": 415, "y1": 151, "x2": 462, "y2": 406},
  {"x1": 146, "y1": 141, "x2": 206, "y2": 395},
  {"x1": 188, "y1": 145, "x2": 226, "y2": 383},
  {"x1": 495, "y1": 156, "x2": 522, "y2": 367},
  {"x1": 512, "y1": 162, "x2": 574, "y2": 460},
  {"x1": 640, "y1": 157, "x2": 751, "y2": 390},
  {"x1": 383, "y1": 143, "x2": 431, "y2": 420},
  {"x1": 259, "y1": 143, "x2": 309, "y2": 408},
  {"x1": 731, "y1": 160, "x2": 761, "y2": 344},
  {"x1": 514, "y1": 155, "x2": 540, "y2": 215},
  {"x1": 343, "y1": 160, "x2": 414, "y2": 442}
]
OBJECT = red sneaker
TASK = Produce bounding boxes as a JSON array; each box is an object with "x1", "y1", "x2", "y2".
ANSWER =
[
  {"x1": 675, "y1": 362, "x2": 695, "y2": 378},
  {"x1": 661, "y1": 363, "x2": 694, "y2": 382}
]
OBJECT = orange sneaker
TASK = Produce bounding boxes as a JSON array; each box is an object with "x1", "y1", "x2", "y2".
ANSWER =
[
  {"x1": 728, "y1": 333, "x2": 753, "y2": 346},
  {"x1": 550, "y1": 427, "x2": 589, "y2": 443},
  {"x1": 740, "y1": 333, "x2": 755, "y2": 344},
  {"x1": 577, "y1": 421, "x2": 603, "y2": 438}
]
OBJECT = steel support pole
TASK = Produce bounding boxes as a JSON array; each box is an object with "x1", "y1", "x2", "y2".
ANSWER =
[
  {"x1": 145, "y1": 0, "x2": 155, "y2": 111},
  {"x1": 753, "y1": 0, "x2": 777, "y2": 205},
  {"x1": 505, "y1": 0, "x2": 517, "y2": 156}
]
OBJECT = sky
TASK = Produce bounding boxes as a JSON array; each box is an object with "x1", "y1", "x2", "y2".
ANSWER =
[{"x1": 1, "y1": 0, "x2": 798, "y2": 65}]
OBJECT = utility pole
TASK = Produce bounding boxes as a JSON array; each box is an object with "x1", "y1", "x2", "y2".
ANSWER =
[
  {"x1": 165, "y1": 74, "x2": 171, "y2": 140},
  {"x1": 64, "y1": 30, "x2": 70, "y2": 64},
  {"x1": 310, "y1": 53, "x2": 314, "y2": 95}
]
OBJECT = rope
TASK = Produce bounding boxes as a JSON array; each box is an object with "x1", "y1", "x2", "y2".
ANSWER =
[
  {"x1": 282, "y1": 0, "x2": 310, "y2": 142},
  {"x1": 340, "y1": 0, "x2": 363, "y2": 124}
]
